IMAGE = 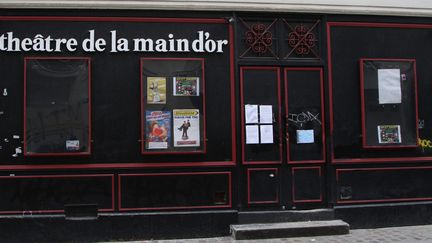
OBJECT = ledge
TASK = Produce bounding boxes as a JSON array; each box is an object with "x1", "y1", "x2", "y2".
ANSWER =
[{"x1": 0, "y1": 1, "x2": 432, "y2": 17}]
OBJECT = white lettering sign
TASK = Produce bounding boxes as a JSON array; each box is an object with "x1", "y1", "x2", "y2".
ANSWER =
[{"x1": 0, "y1": 30, "x2": 228, "y2": 53}]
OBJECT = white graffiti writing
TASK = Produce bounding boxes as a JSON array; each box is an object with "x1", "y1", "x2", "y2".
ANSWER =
[{"x1": 288, "y1": 111, "x2": 321, "y2": 125}]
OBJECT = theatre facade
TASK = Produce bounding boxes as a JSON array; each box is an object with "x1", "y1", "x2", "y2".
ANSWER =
[{"x1": 1, "y1": 1, "x2": 432, "y2": 241}]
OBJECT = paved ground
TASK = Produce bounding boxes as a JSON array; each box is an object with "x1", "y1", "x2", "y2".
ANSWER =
[{"x1": 120, "y1": 224, "x2": 432, "y2": 243}]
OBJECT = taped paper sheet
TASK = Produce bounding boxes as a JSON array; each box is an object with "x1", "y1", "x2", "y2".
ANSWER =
[
  {"x1": 260, "y1": 125, "x2": 274, "y2": 144},
  {"x1": 259, "y1": 105, "x2": 273, "y2": 124},
  {"x1": 245, "y1": 125, "x2": 259, "y2": 144},
  {"x1": 245, "y1": 104, "x2": 258, "y2": 124},
  {"x1": 378, "y1": 69, "x2": 402, "y2": 104}
]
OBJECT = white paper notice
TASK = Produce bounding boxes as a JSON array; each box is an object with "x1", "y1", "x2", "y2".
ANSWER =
[
  {"x1": 259, "y1": 105, "x2": 273, "y2": 124},
  {"x1": 260, "y1": 125, "x2": 274, "y2": 144},
  {"x1": 378, "y1": 69, "x2": 402, "y2": 104},
  {"x1": 296, "y1": 130, "x2": 315, "y2": 144},
  {"x1": 245, "y1": 104, "x2": 258, "y2": 124},
  {"x1": 245, "y1": 125, "x2": 259, "y2": 144}
]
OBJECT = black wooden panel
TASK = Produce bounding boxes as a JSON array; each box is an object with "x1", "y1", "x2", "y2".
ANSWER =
[
  {"x1": 329, "y1": 24, "x2": 432, "y2": 159},
  {"x1": 248, "y1": 169, "x2": 278, "y2": 204},
  {"x1": 361, "y1": 59, "x2": 417, "y2": 147},
  {"x1": 286, "y1": 69, "x2": 323, "y2": 161},
  {"x1": 0, "y1": 18, "x2": 233, "y2": 165},
  {"x1": 242, "y1": 68, "x2": 281, "y2": 162},
  {"x1": 337, "y1": 168, "x2": 432, "y2": 202},
  {"x1": 0, "y1": 175, "x2": 113, "y2": 212},
  {"x1": 292, "y1": 167, "x2": 322, "y2": 202},
  {"x1": 120, "y1": 172, "x2": 230, "y2": 209}
]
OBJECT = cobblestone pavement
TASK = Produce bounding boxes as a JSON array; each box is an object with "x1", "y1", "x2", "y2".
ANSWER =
[{"x1": 122, "y1": 224, "x2": 432, "y2": 243}]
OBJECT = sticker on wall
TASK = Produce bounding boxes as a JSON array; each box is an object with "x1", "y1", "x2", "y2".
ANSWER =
[
  {"x1": 147, "y1": 77, "x2": 167, "y2": 104},
  {"x1": 145, "y1": 110, "x2": 171, "y2": 149},
  {"x1": 173, "y1": 109, "x2": 200, "y2": 147},
  {"x1": 378, "y1": 125, "x2": 401, "y2": 144},
  {"x1": 296, "y1": 129, "x2": 315, "y2": 144},
  {"x1": 66, "y1": 140, "x2": 80, "y2": 151},
  {"x1": 173, "y1": 77, "x2": 199, "y2": 96}
]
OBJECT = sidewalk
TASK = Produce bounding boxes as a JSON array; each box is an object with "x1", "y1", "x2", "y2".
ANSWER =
[{"x1": 127, "y1": 224, "x2": 432, "y2": 243}]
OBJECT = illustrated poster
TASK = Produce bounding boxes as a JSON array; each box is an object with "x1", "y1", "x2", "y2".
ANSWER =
[
  {"x1": 147, "y1": 77, "x2": 166, "y2": 104},
  {"x1": 173, "y1": 109, "x2": 200, "y2": 147},
  {"x1": 145, "y1": 110, "x2": 171, "y2": 149},
  {"x1": 378, "y1": 125, "x2": 401, "y2": 144},
  {"x1": 173, "y1": 77, "x2": 199, "y2": 96}
]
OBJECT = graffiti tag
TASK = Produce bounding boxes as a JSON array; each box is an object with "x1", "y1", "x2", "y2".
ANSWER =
[
  {"x1": 418, "y1": 138, "x2": 432, "y2": 149},
  {"x1": 288, "y1": 111, "x2": 321, "y2": 125}
]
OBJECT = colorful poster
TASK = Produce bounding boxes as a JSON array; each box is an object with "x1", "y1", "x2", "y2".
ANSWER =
[
  {"x1": 147, "y1": 77, "x2": 166, "y2": 104},
  {"x1": 145, "y1": 110, "x2": 171, "y2": 149},
  {"x1": 378, "y1": 125, "x2": 401, "y2": 144},
  {"x1": 173, "y1": 77, "x2": 199, "y2": 96},
  {"x1": 173, "y1": 109, "x2": 200, "y2": 147}
]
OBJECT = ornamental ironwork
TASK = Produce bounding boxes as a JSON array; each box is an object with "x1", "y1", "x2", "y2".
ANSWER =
[
  {"x1": 240, "y1": 18, "x2": 278, "y2": 58},
  {"x1": 284, "y1": 19, "x2": 320, "y2": 59}
]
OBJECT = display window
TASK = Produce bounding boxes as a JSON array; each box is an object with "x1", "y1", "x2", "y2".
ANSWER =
[
  {"x1": 140, "y1": 58, "x2": 206, "y2": 154},
  {"x1": 24, "y1": 57, "x2": 91, "y2": 156},
  {"x1": 360, "y1": 58, "x2": 418, "y2": 148}
]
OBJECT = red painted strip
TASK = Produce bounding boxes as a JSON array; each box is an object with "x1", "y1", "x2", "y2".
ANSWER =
[
  {"x1": 292, "y1": 167, "x2": 323, "y2": 203},
  {"x1": 247, "y1": 168, "x2": 279, "y2": 205},
  {"x1": 0, "y1": 16, "x2": 228, "y2": 24},
  {"x1": 229, "y1": 24, "x2": 236, "y2": 164}
]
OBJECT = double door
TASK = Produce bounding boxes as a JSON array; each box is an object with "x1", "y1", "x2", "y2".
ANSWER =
[{"x1": 240, "y1": 66, "x2": 326, "y2": 208}]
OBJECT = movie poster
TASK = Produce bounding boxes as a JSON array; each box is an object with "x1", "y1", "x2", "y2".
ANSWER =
[
  {"x1": 147, "y1": 77, "x2": 166, "y2": 104},
  {"x1": 173, "y1": 109, "x2": 200, "y2": 147},
  {"x1": 378, "y1": 125, "x2": 401, "y2": 144},
  {"x1": 145, "y1": 110, "x2": 171, "y2": 149},
  {"x1": 173, "y1": 77, "x2": 199, "y2": 96}
]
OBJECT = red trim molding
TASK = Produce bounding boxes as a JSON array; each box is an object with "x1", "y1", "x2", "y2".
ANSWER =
[
  {"x1": 247, "y1": 168, "x2": 279, "y2": 205},
  {"x1": 0, "y1": 16, "x2": 228, "y2": 24},
  {"x1": 292, "y1": 166, "x2": 323, "y2": 203}
]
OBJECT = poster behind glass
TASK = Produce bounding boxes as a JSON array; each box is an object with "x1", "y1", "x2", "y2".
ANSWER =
[
  {"x1": 25, "y1": 58, "x2": 91, "y2": 155},
  {"x1": 141, "y1": 58, "x2": 205, "y2": 153}
]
